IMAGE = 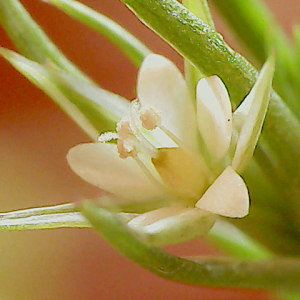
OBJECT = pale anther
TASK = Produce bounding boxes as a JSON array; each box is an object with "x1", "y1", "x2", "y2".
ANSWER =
[
  {"x1": 140, "y1": 107, "x2": 162, "y2": 130},
  {"x1": 117, "y1": 139, "x2": 137, "y2": 159},
  {"x1": 116, "y1": 116, "x2": 134, "y2": 139}
]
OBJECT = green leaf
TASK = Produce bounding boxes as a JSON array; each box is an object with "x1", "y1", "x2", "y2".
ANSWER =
[
  {"x1": 0, "y1": 0, "x2": 128, "y2": 135},
  {"x1": 46, "y1": 0, "x2": 151, "y2": 66},
  {"x1": 120, "y1": 0, "x2": 257, "y2": 105},
  {"x1": 0, "y1": 203, "x2": 90, "y2": 230},
  {"x1": 209, "y1": 219, "x2": 272, "y2": 260},
  {"x1": 81, "y1": 200, "x2": 300, "y2": 291},
  {"x1": 210, "y1": 0, "x2": 300, "y2": 119},
  {"x1": 48, "y1": 66, "x2": 129, "y2": 122},
  {"x1": 183, "y1": 0, "x2": 215, "y2": 29},
  {"x1": 182, "y1": 0, "x2": 213, "y2": 96},
  {"x1": 0, "y1": 0, "x2": 87, "y2": 79},
  {"x1": 0, "y1": 48, "x2": 129, "y2": 137},
  {"x1": 0, "y1": 212, "x2": 89, "y2": 231}
]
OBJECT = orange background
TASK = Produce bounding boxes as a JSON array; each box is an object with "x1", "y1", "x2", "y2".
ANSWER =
[{"x1": 0, "y1": 1, "x2": 299, "y2": 299}]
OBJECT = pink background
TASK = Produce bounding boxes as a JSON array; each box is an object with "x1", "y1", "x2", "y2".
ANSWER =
[{"x1": 0, "y1": 0, "x2": 299, "y2": 299}]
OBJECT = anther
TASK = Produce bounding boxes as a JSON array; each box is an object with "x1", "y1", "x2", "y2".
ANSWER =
[
  {"x1": 140, "y1": 107, "x2": 161, "y2": 130},
  {"x1": 116, "y1": 116, "x2": 134, "y2": 139},
  {"x1": 117, "y1": 139, "x2": 137, "y2": 159}
]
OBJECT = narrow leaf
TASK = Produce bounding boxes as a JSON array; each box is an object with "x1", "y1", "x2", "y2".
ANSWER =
[
  {"x1": 0, "y1": 0, "x2": 87, "y2": 79},
  {"x1": 0, "y1": 47, "x2": 99, "y2": 139},
  {"x1": 0, "y1": 203, "x2": 77, "y2": 220},
  {"x1": 209, "y1": 219, "x2": 272, "y2": 259},
  {"x1": 46, "y1": 0, "x2": 151, "y2": 66},
  {"x1": 0, "y1": 212, "x2": 90, "y2": 231},
  {"x1": 81, "y1": 201, "x2": 300, "y2": 291},
  {"x1": 0, "y1": 48, "x2": 130, "y2": 137},
  {"x1": 0, "y1": 203, "x2": 90, "y2": 230},
  {"x1": 48, "y1": 66, "x2": 130, "y2": 121},
  {"x1": 0, "y1": 202, "x2": 136, "y2": 231},
  {"x1": 210, "y1": 0, "x2": 300, "y2": 118}
]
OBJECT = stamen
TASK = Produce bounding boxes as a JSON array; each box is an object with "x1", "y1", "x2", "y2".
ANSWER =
[
  {"x1": 98, "y1": 132, "x2": 118, "y2": 143},
  {"x1": 140, "y1": 107, "x2": 161, "y2": 130},
  {"x1": 117, "y1": 139, "x2": 137, "y2": 159},
  {"x1": 116, "y1": 116, "x2": 134, "y2": 139},
  {"x1": 128, "y1": 100, "x2": 158, "y2": 158},
  {"x1": 158, "y1": 125, "x2": 187, "y2": 151}
]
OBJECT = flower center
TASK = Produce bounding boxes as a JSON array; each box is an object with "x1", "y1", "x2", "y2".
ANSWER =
[
  {"x1": 98, "y1": 100, "x2": 164, "y2": 159},
  {"x1": 98, "y1": 100, "x2": 208, "y2": 203}
]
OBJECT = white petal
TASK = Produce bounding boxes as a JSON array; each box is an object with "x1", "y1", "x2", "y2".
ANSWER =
[
  {"x1": 151, "y1": 147, "x2": 209, "y2": 200},
  {"x1": 196, "y1": 76, "x2": 232, "y2": 159},
  {"x1": 67, "y1": 143, "x2": 169, "y2": 203},
  {"x1": 195, "y1": 166, "x2": 249, "y2": 218},
  {"x1": 232, "y1": 54, "x2": 275, "y2": 173},
  {"x1": 127, "y1": 206, "x2": 216, "y2": 246},
  {"x1": 137, "y1": 54, "x2": 198, "y2": 150}
]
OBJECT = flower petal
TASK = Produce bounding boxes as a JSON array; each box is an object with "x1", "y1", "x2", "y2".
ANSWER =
[
  {"x1": 232, "y1": 54, "x2": 275, "y2": 173},
  {"x1": 67, "y1": 143, "x2": 169, "y2": 203},
  {"x1": 195, "y1": 166, "x2": 249, "y2": 218},
  {"x1": 196, "y1": 76, "x2": 232, "y2": 159},
  {"x1": 137, "y1": 54, "x2": 198, "y2": 150},
  {"x1": 127, "y1": 206, "x2": 216, "y2": 245},
  {"x1": 151, "y1": 147, "x2": 209, "y2": 200}
]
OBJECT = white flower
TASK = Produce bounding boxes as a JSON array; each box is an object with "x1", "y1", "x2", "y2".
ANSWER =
[{"x1": 67, "y1": 54, "x2": 274, "y2": 246}]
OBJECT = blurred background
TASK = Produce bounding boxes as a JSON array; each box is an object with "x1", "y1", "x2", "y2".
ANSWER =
[{"x1": 0, "y1": 0, "x2": 299, "y2": 299}]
